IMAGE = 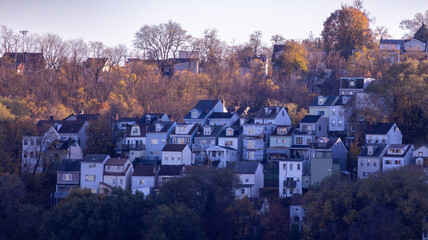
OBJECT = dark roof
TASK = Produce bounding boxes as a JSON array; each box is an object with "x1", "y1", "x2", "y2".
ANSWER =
[
  {"x1": 254, "y1": 106, "x2": 284, "y2": 119},
  {"x1": 233, "y1": 161, "x2": 261, "y2": 174},
  {"x1": 273, "y1": 44, "x2": 285, "y2": 54},
  {"x1": 358, "y1": 144, "x2": 387, "y2": 157},
  {"x1": 366, "y1": 123, "x2": 395, "y2": 135},
  {"x1": 309, "y1": 96, "x2": 338, "y2": 106},
  {"x1": 384, "y1": 144, "x2": 412, "y2": 157},
  {"x1": 171, "y1": 123, "x2": 199, "y2": 135},
  {"x1": 105, "y1": 158, "x2": 129, "y2": 165},
  {"x1": 195, "y1": 125, "x2": 225, "y2": 138},
  {"x1": 218, "y1": 126, "x2": 243, "y2": 138},
  {"x1": 63, "y1": 113, "x2": 100, "y2": 121},
  {"x1": 310, "y1": 137, "x2": 337, "y2": 149},
  {"x1": 208, "y1": 112, "x2": 234, "y2": 119},
  {"x1": 379, "y1": 39, "x2": 403, "y2": 45},
  {"x1": 139, "y1": 113, "x2": 168, "y2": 125},
  {"x1": 133, "y1": 165, "x2": 159, "y2": 176},
  {"x1": 125, "y1": 124, "x2": 147, "y2": 137},
  {"x1": 1, "y1": 52, "x2": 45, "y2": 69},
  {"x1": 158, "y1": 165, "x2": 184, "y2": 176},
  {"x1": 162, "y1": 144, "x2": 187, "y2": 152},
  {"x1": 57, "y1": 121, "x2": 85, "y2": 133},
  {"x1": 340, "y1": 77, "x2": 365, "y2": 89},
  {"x1": 184, "y1": 100, "x2": 221, "y2": 119},
  {"x1": 300, "y1": 115, "x2": 321, "y2": 123},
  {"x1": 271, "y1": 125, "x2": 293, "y2": 136},
  {"x1": 58, "y1": 159, "x2": 81, "y2": 171},
  {"x1": 147, "y1": 121, "x2": 175, "y2": 133},
  {"x1": 82, "y1": 154, "x2": 109, "y2": 163}
]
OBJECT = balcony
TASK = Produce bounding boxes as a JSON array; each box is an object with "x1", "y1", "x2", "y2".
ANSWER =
[{"x1": 121, "y1": 144, "x2": 146, "y2": 151}]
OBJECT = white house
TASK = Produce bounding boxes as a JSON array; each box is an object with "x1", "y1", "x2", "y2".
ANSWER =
[
  {"x1": 208, "y1": 112, "x2": 239, "y2": 126},
  {"x1": 206, "y1": 145, "x2": 238, "y2": 168},
  {"x1": 80, "y1": 154, "x2": 110, "y2": 194},
  {"x1": 234, "y1": 161, "x2": 264, "y2": 198},
  {"x1": 124, "y1": 124, "x2": 147, "y2": 162},
  {"x1": 131, "y1": 165, "x2": 159, "y2": 196},
  {"x1": 22, "y1": 126, "x2": 60, "y2": 174},
  {"x1": 365, "y1": 123, "x2": 402, "y2": 145},
  {"x1": 102, "y1": 158, "x2": 133, "y2": 192},
  {"x1": 157, "y1": 165, "x2": 185, "y2": 188},
  {"x1": 358, "y1": 144, "x2": 388, "y2": 180},
  {"x1": 413, "y1": 145, "x2": 428, "y2": 167},
  {"x1": 254, "y1": 105, "x2": 292, "y2": 125},
  {"x1": 382, "y1": 144, "x2": 414, "y2": 171},
  {"x1": 161, "y1": 144, "x2": 192, "y2": 165},
  {"x1": 218, "y1": 126, "x2": 243, "y2": 153},
  {"x1": 279, "y1": 158, "x2": 308, "y2": 198}
]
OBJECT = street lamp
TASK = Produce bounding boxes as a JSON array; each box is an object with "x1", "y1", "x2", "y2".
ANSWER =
[{"x1": 19, "y1": 30, "x2": 28, "y2": 53}]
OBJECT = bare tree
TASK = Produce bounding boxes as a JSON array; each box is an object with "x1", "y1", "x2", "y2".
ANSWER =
[
  {"x1": 0, "y1": 25, "x2": 19, "y2": 55},
  {"x1": 271, "y1": 34, "x2": 286, "y2": 45},
  {"x1": 36, "y1": 33, "x2": 68, "y2": 70},
  {"x1": 400, "y1": 10, "x2": 428, "y2": 38},
  {"x1": 105, "y1": 44, "x2": 128, "y2": 67},
  {"x1": 134, "y1": 20, "x2": 189, "y2": 74},
  {"x1": 249, "y1": 30, "x2": 263, "y2": 57},
  {"x1": 65, "y1": 38, "x2": 88, "y2": 84}
]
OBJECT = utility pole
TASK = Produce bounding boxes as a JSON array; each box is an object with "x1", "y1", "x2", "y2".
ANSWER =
[{"x1": 19, "y1": 30, "x2": 28, "y2": 66}]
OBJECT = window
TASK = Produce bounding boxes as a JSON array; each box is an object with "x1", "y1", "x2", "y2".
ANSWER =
[
  {"x1": 332, "y1": 108, "x2": 336, "y2": 115},
  {"x1": 360, "y1": 161, "x2": 364, "y2": 166},
  {"x1": 374, "y1": 160, "x2": 377, "y2": 166},
  {"x1": 318, "y1": 111, "x2": 325, "y2": 116},
  {"x1": 24, "y1": 139, "x2": 28, "y2": 145},
  {"x1": 245, "y1": 178, "x2": 249, "y2": 182},
  {"x1": 307, "y1": 139, "x2": 311, "y2": 145},
  {"x1": 165, "y1": 153, "x2": 168, "y2": 161},
  {"x1": 297, "y1": 164, "x2": 301, "y2": 170},
  {"x1": 363, "y1": 172, "x2": 370, "y2": 177},
  {"x1": 211, "y1": 140, "x2": 215, "y2": 145},
  {"x1": 282, "y1": 139, "x2": 286, "y2": 144},
  {"x1": 418, "y1": 152, "x2": 423, "y2": 157},
  {"x1": 338, "y1": 120, "x2": 342, "y2": 127},
  {"x1": 289, "y1": 189, "x2": 293, "y2": 194},
  {"x1": 200, "y1": 140, "x2": 207, "y2": 145},
  {"x1": 349, "y1": 81, "x2": 355, "y2": 87},
  {"x1": 113, "y1": 178, "x2": 116, "y2": 185},
  {"x1": 297, "y1": 177, "x2": 300, "y2": 182},
  {"x1": 30, "y1": 139, "x2": 34, "y2": 145},
  {"x1": 63, "y1": 174, "x2": 72, "y2": 181},
  {"x1": 120, "y1": 179, "x2": 123, "y2": 185},
  {"x1": 249, "y1": 152, "x2": 255, "y2": 160},
  {"x1": 23, "y1": 151, "x2": 27, "y2": 158},
  {"x1": 203, "y1": 127, "x2": 211, "y2": 135},
  {"x1": 85, "y1": 174, "x2": 95, "y2": 181},
  {"x1": 171, "y1": 154, "x2": 175, "y2": 161},
  {"x1": 139, "y1": 179, "x2": 145, "y2": 185},
  {"x1": 395, "y1": 160, "x2": 401, "y2": 164},
  {"x1": 132, "y1": 127, "x2": 138, "y2": 133},
  {"x1": 151, "y1": 139, "x2": 158, "y2": 144},
  {"x1": 332, "y1": 120, "x2": 336, "y2": 127},
  {"x1": 290, "y1": 163, "x2": 293, "y2": 170},
  {"x1": 319, "y1": 126, "x2": 321, "y2": 131},
  {"x1": 226, "y1": 129, "x2": 233, "y2": 136},
  {"x1": 225, "y1": 140, "x2": 233, "y2": 146},
  {"x1": 277, "y1": 128, "x2": 287, "y2": 135},
  {"x1": 351, "y1": 125, "x2": 356, "y2": 132},
  {"x1": 89, "y1": 164, "x2": 96, "y2": 168},
  {"x1": 283, "y1": 163, "x2": 286, "y2": 170},
  {"x1": 296, "y1": 137, "x2": 303, "y2": 144},
  {"x1": 247, "y1": 140, "x2": 255, "y2": 148},
  {"x1": 241, "y1": 189, "x2": 245, "y2": 194},
  {"x1": 385, "y1": 160, "x2": 392, "y2": 164},
  {"x1": 367, "y1": 159, "x2": 370, "y2": 166},
  {"x1": 30, "y1": 151, "x2": 34, "y2": 158},
  {"x1": 177, "y1": 153, "x2": 181, "y2": 161}
]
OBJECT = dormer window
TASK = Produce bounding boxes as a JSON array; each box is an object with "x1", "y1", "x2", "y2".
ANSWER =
[
  {"x1": 264, "y1": 107, "x2": 269, "y2": 116},
  {"x1": 203, "y1": 126, "x2": 211, "y2": 135},
  {"x1": 318, "y1": 96, "x2": 326, "y2": 105},
  {"x1": 132, "y1": 127, "x2": 138, "y2": 134},
  {"x1": 349, "y1": 80, "x2": 355, "y2": 87},
  {"x1": 367, "y1": 146, "x2": 373, "y2": 155},
  {"x1": 146, "y1": 116, "x2": 151, "y2": 124},
  {"x1": 155, "y1": 123, "x2": 163, "y2": 132},
  {"x1": 277, "y1": 128, "x2": 287, "y2": 135},
  {"x1": 191, "y1": 110, "x2": 198, "y2": 119},
  {"x1": 226, "y1": 128, "x2": 234, "y2": 136}
]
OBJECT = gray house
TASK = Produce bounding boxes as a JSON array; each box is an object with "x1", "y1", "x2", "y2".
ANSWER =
[
  {"x1": 291, "y1": 115, "x2": 328, "y2": 160},
  {"x1": 192, "y1": 125, "x2": 226, "y2": 164},
  {"x1": 243, "y1": 123, "x2": 275, "y2": 161},
  {"x1": 309, "y1": 137, "x2": 347, "y2": 185},
  {"x1": 169, "y1": 123, "x2": 199, "y2": 149},
  {"x1": 80, "y1": 154, "x2": 110, "y2": 194},
  {"x1": 55, "y1": 158, "x2": 82, "y2": 201},
  {"x1": 145, "y1": 121, "x2": 176, "y2": 161},
  {"x1": 358, "y1": 144, "x2": 387, "y2": 180}
]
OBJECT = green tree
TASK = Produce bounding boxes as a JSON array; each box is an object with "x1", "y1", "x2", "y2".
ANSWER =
[
  {"x1": 145, "y1": 203, "x2": 204, "y2": 240},
  {"x1": 400, "y1": 10, "x2": 428, "y2": 38},
  {"x1": 322, "y1": 5, "x2": 373, "y2": 58},
  {"x1": 85, "y1": 116, "x2": 114, "y2": 154},
  {"x1": 413, "y1": 23, "x2": 428, "y2": 43}
]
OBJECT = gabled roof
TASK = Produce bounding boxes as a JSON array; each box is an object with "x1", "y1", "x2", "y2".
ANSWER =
[
  {"x1": 254, "y1": 106, "x2": 285, "y2": 119},
  {"x1": 300, "y1": 115, "x2": 322, "y2": 123},
  {"x1": 340, "y1": 77, "x2": 365, "y2": 89},
  {"x1": 57, "y1": 121, "x2": 85, "y2": 133},
  {"x1": 58, "y1": 159, "x2": 81, "y2": 172},
  {"x1": 63, "y1": 113, "x2": 100, "y2": 121},
  {"x1": 195, "y1": 125, "x2": 225, "y2": 138},
  {"x1": 309, "y1": 96, "x2": 338, "y2": 106},
  {"x1": 1, "y1": 52, "x2": 45, "y2": 68},
  {"x1": 82, "y1": 154, "x2": 109, "y2": 163},
  {"x1": 384, "y1": 144, "x2": 412, "y2": 157},
  {"x1": 105, "y1": 158, "x2": 129, "y2": 166},
  {"x1": 162, "y1": 144, "x2": 187, "y2": 152},
  {"x1": 133, "y1": 165, "x2": 159, "y2": 177},
  {"x1": 146, "y1": 121, "x2": 175, "y2": 133},
  {"x1": 358, "y1": 144, "x2": 387, "y2": 157},
  {"x1": 233, "y1": 161, "x2": 261, "y2": 174},
  {"x1": 171, "y1": 123, "x2": 198, "y2": 135},
  {"x1": 366, "y1": 123, "x2": 395, "y2": 135},
  {"x1": 139, "y1": 113, "x2": 168, "y2": 125},
  {"x1": 379, "y1": 39, "x2": 403, "y2": 45},
  {"x1": 218, "y1": 126, "x2": 243, "y2": 138},
  {"x1": 184, "y1": 100, "x2": 222, "y2": 119},
  {"x1": 158, "y1": 165, "x2": 184, "y2": 176},
  {"x1": 271, "y1": 125, "x2": 294, "y2": 136}
]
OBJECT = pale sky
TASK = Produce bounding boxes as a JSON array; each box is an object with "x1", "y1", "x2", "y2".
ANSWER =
[{"x1": 1, "y1": 0, "x2": 427, "y2": 49}]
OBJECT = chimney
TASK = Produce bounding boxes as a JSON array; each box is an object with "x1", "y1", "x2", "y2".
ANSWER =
[{"x1": 285, "y1": 107, "x2": 289, "y2": 113}]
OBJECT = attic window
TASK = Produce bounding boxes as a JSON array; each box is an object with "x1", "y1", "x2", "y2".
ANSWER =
[
  {"x1": 203, "y1": 126, "x2": 211, "y2": 135},
  {"x1": 226, "y1": 128, "x2": 233, "y2": 136},
  {"x1": 349, "y1": 81, "x2": 355, "y2": 87},
  {"x1": 146, "y1": 116, "x2": 151, "y2": 124},
  {"x1": 155, "y1": 124, "x2": 162, "y2": 132},
  {"x1": 264, "y1": 107, "x2": 269, "y2": 116},
  {"x1": 191, "y1": 110, "x2": 198, "y2": 119}
]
